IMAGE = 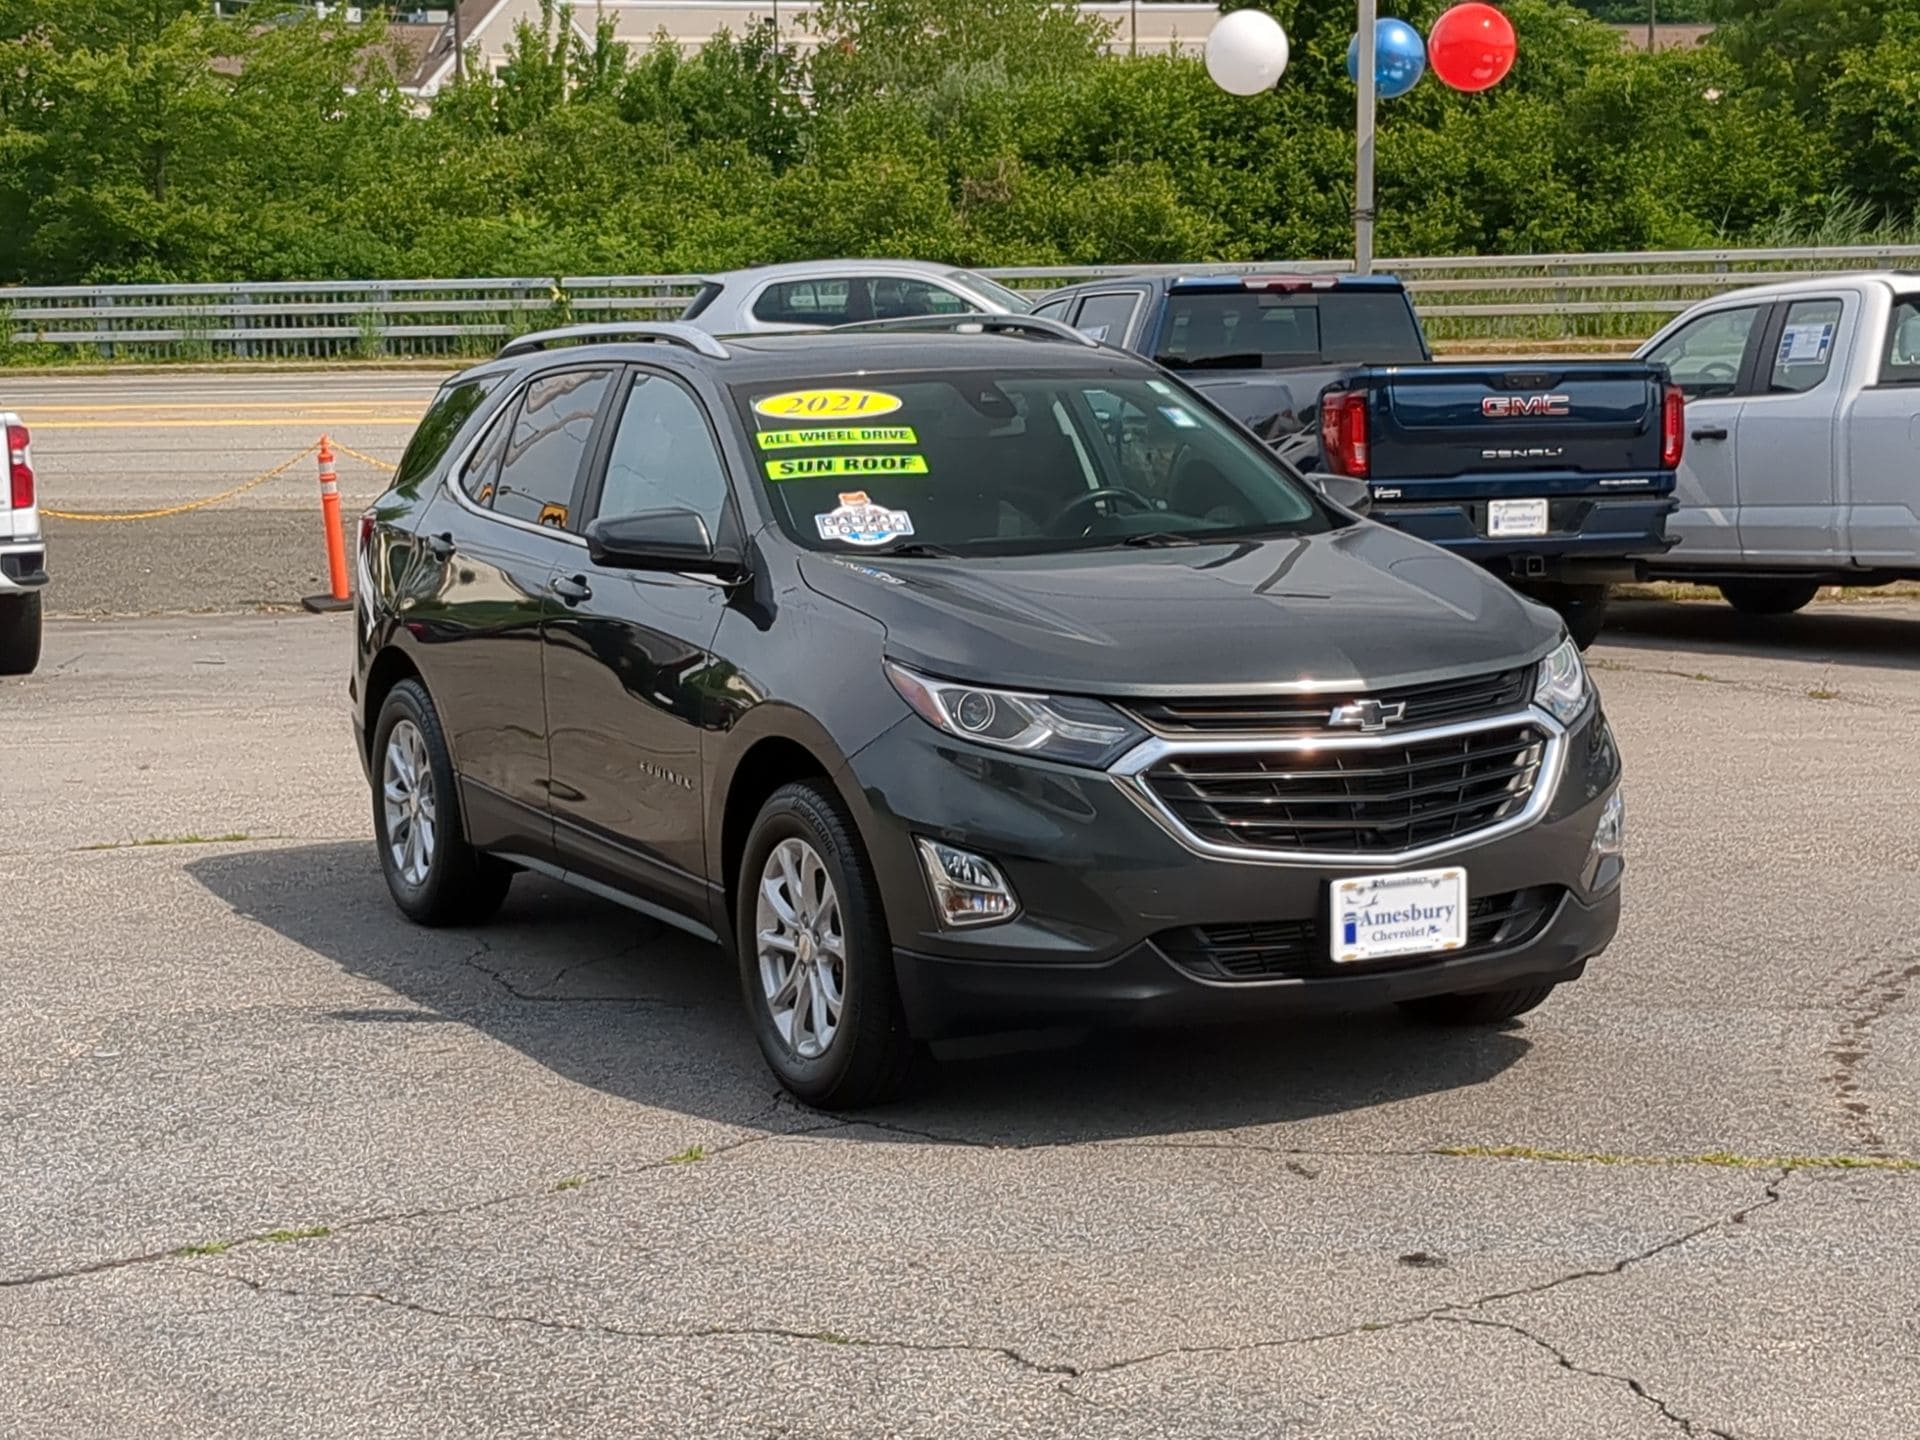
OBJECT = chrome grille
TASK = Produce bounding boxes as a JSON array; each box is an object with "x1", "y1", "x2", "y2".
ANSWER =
[
  {"x1": 1127, "y1": 666, "x2": 1532, "y2": 737},
  {"x1": 1138, "y1": 721, "x2": 1548, "y2": 856}
]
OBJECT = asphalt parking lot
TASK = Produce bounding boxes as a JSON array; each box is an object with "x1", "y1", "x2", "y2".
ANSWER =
[{"x1": 4, "y1": 592, "x2": 1917, "y2": 1438}]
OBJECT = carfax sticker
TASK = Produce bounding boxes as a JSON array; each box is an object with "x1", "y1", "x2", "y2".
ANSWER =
[
  {"x1": 752, "y1": 388, "x2": 903, "y2": 420},
  {"x1": 756, "y1": 426, "x2": 918, "y2": 450},
  {"x1": 766, "y1": 453, "x2": 930, "y2": 481},
  {"x1": 815, "y1": 491, "x2": 914, "y2": 547}
]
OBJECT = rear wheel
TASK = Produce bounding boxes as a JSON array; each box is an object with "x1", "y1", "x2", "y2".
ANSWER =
[
  {"x1": 736, "y1": 781, "x2": 916, "y2": 1108},
  {"x1": 1718, "y1": 579, "x2": 1821, "y2": 616},
  {"x1": 371, "y1": 678, "x2": 513, "y2": 926},
  {"x1": 1399, "y1": 982, "x2": 1559, "y2": 1026},
  {"x1": 0, "y1": 593, "x2": 42, "y2": 675},
  {"x1": 1522, "y1": 582, "x2": 1608, "y2": 651}
]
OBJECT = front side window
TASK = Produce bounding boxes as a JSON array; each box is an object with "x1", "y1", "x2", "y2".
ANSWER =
[
  {"x1": 1880, "y1": 298, "x2": 1920, "y2": 386},
  {"x1": 1647, "y1": 306, "x2": 1760, "y2": 399},
  {"x1": 394, "y1": 375, "x2": 500, "y2": 492},
  {"x1": 1767, "y1": 298, "x2": 1844, "y2": 395},
  {"x1": 492, "y1": 368, "x2": 614, "y2": 530},
  {"x1": 731, "y1": 370, "x2": 1330, "y2": 557},
  {"x1": 460, "y1": 401, "x2": 515, "y2": 506},
  {"x1": 596, "y1": 375, "x2": 731, "y2": 536}
]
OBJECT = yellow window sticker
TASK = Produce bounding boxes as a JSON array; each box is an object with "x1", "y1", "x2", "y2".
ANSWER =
[
  {"x1": 752, "y1": 388, "x2": 903, "y2": 421},
  {"x1": 756, "y1": 426, "x2": 918, "y2": 450},
  {"x1": 765, "y1": 453, "x2": 930, "y2": 482}
]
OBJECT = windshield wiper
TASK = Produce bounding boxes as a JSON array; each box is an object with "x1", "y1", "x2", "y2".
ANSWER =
[
  {"x1": 867, "y1": 541, "x2": 957, "y2": 558},
  {"x1": 1116, "y1": 531, "x2": 1205, "y2": 548}
]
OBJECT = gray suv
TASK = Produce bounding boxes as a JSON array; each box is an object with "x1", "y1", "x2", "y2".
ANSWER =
[{"x1": 352, "y1": 315, "x2": 1625, "y2": 1106}]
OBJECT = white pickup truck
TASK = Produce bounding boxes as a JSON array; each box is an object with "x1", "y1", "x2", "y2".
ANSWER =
[
  {"x1": 1636, "y1": 273, "x2": 1920, "y2": 614},
  {"x1": 2, "y1": 413, "x2": 46, "y2": 674}
]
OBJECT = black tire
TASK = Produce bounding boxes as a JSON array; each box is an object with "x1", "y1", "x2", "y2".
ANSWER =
[
  {"x1": 370, "y1": 678, "x2": 512, "y2": 927},
  {"x1": 1399, "y1": 982, "x2": 1559, "y2": 1027},
  {"x1": 735, "y1": 781, "x2": 916, "y2": 1109},
  {"x1": 1718, "y1": 579, "x2": 1820, "y2": 617},
  {"x1": 0, "y1": 592, "x2": 42, "y2": 676},
  {"x1": 1521, "y1": 582, "x2": 1608, "y2": 651}
]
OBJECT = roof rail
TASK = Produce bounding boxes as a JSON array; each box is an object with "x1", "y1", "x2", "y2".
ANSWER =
[
  {"x1": 497, "y1": 322, "x2": 730, "y2": 361},
  {"x1": 830, "y1": 314, "x2": 1102, "y2": 349}
]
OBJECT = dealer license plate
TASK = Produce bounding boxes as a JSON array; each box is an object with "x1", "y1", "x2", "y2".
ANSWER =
[
  {"x1": 1488, "y1": 498, "x2": 1550, "y2": 538},
  {"x1": 1331, "y1": 867, "x2": 1469, "y2": 964}
]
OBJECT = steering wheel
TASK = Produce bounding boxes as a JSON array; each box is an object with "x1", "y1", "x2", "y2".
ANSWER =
[
  {"x1": 1694, "y1": 361, "x2": 1738, "y2": 385},
  {"x1": 1051, "y1": 486, "x2": 1157, "y2": 535}
]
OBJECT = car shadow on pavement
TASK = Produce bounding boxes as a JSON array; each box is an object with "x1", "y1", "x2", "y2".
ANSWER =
[
  {"x1": 187, "y1": 842, "x2": 1532, "y2": 1145},
  {"x1": 1602, "y1": 598, "x2": 1920, "y2": 673}
]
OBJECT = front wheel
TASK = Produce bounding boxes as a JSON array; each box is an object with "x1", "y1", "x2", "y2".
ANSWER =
[
  {"x1": 1718, "y1": 579, "x2": 1821, "y2": 617},
  {"x1": 736, "y1": 781, "x2": 916, "y2": 1108},
  {"x1": 0, "y1": 592, "x2": 42, "y2": 675},
  {"x1": 371, "y1": 678, "x2": 513, "y2": 926},
  {"x1": 1399, "y1": 982, "x2": 1559, "y2": 1026}
]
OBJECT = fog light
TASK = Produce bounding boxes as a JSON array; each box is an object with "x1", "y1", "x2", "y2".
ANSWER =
[
  {"x1": 915, "y1": 839, "x2": 1020, "y2": 929},
  {"x1": 1591, "y1": 788, "x2": 1625, "y2": 858}
]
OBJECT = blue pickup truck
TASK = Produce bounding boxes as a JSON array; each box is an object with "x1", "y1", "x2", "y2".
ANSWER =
[{"x1": 1034, "y1": 273, "x2": 1684, "y2": 646}]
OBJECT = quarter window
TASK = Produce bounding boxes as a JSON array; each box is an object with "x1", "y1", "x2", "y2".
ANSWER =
[
  {"x1": 395, "y1": 375, "x2": 500, "y2": 490},
  {"x1": 1766, "y1": 298, "x2": 1843, "y2": 394},
  {"x1": 596, "y1": 375, "x2": 731, "y2": 536},
  {"x1": 1880, "y1": 298, "x2": 1920, "y2": 386},
  {"x1": 492, "y1": 369, "x2": 614, "y2": 530},
  {"x1": 1646, "y1": 306, "x2": 1760, "y2": 399}
]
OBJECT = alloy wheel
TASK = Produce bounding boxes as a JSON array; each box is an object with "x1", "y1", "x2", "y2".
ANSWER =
[
  {"x1": 755, "y1": 837, "x2": 846, "y2": 1060},
  {"x1": 382, "y1": 718, "x2": 437, "y2": 888}
]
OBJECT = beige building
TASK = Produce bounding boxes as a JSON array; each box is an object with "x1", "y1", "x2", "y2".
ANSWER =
[{"x1": 400, "y1": 1, "x2": 1221, "y2": 96}]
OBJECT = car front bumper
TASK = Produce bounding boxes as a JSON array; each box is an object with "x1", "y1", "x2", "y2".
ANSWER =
[{"x1": 847, "y1": 699, "x2": 1624, "y2": 1039}]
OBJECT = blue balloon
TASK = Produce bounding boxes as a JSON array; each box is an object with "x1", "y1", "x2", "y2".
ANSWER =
[{"x1": 1346, "y1": 17, "x2": 1427, "y2": 99}]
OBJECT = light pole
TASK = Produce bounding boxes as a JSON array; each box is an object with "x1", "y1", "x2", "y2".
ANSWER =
[{"x1": 1354, "y1": 0, "x2": 1377, "y2": 276}]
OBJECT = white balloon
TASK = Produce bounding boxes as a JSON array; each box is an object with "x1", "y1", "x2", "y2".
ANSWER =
[{"x1": 1205, "y1": 9, "x2": 1291, "y2": 97}]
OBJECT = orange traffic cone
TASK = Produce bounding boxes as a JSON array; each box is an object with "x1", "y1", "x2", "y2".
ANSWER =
[{"x1": 301, "y1": 436, "x2": 353, "y2": 614}]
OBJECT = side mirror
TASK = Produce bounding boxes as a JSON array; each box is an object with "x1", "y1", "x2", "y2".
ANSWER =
[
  {"x1": 585, "y1": 508, "x2": 743, "y2": 578},
  {"x1": 1305, "y1": 472, "x2": 1373, "y2": 517}
]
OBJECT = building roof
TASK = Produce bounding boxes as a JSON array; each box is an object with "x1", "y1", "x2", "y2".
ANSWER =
[{"x1": 1610, "y1": 23, "x2": 1715, "y2": 52}]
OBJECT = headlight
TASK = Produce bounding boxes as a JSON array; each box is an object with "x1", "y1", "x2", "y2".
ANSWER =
[
  {"x1": 1532, "y1": 638, "x2": 1591, "y2": 725},
  {"x1": 885, "y1": 662, "x2": 1144, "y2": 768}
]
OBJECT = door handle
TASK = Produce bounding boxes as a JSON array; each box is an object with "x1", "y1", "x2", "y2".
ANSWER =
[
  {"x1": 1691, "y1": 426, "x2": 1729, "y2": 441},
  {"x1": 424, "y1": 531, "x2": 456, "y2": 561},
  {"x1": 549, "y1": 574, "x2": 593, "y2": 604}
]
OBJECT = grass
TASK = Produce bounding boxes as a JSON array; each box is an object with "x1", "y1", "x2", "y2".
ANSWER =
[
  {"x1": 260, "y1": 1226, "x2": 332, "y2": 1244},
  {"x1": 175, "y1": 1240, "x2": 235, "y2": 1258},
  {"x1": 666, "y1": 1145, "x2": 709, "y2": 1166},
  {"x1": 552, "y1": 1176, "x2": 586, "y2": 1192}
]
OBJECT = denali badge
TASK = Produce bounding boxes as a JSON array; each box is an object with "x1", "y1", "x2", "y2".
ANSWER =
[
  {"x1": 1329, "y1": 698, "x2": 1407, "y2": 732},
  {"x1": 1481, "y1": 393, "x2": 1571, "y2": 418}
]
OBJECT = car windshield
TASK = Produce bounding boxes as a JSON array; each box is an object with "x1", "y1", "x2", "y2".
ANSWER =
[
  {"x1": 946, "y1": 270, "x2": 1033, "y2": 313},
  {"x1": 731, "y1": 369, "x2": 1332, "y2": 557},
  {"x1": 1155, "y1": 289, "x2": 1426, "y2": 369}
]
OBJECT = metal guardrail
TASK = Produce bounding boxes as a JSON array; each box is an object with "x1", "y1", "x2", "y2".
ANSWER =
[{"x1": 6, "y1": 247, "x2": 1918, "y2": 358}]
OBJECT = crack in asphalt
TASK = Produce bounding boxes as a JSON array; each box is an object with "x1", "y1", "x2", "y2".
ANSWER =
[
  {"x1": 1825, "y1": 954, "x2": 1920, "y2": 1155},
  {"x1": 1438, "y1": 1314, "x2": 1738, "y2": 1439},
  {"x1": 456, "y1": 937, "x2": 695, "y2": 1007},
  {"x1": 0, "y1": 1110, "x2": 832, "y2": 1292}
]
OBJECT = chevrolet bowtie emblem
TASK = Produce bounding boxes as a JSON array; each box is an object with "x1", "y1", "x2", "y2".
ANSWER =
[{"x1": 1328, "y1": 698, "x2": 1406, "y2": 732}]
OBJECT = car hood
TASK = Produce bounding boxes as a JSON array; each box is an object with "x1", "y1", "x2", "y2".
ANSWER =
[{"x1": 795, "y1": 524, "x2": 1562, "y2": 697}]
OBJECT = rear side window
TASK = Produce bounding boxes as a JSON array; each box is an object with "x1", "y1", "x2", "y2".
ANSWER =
[
  {"x1": 1881, "y1": 298, "x2": 1920, "y2": 386},
  {"x1": 393, "y1": 375, "x2": 499, "y2": 490},
  {"x1": 752, "y1": 279, "x2": 860, "y2": 326},
  {"x1": 868, "y1": 277, "x2": 976, "y2": 319},
  {"x1": 1767, "y1": 298, "x2": 1844, "y2": 394},
  {"x1": 1155, "y1": 290, "x2": 1425, "y2": 369},
  {"x1": 492, "y1": 368, "x2": 615, "y2": 530}
]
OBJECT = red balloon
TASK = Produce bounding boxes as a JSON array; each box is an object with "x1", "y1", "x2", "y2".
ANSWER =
[{"x1": 1427, "y1": 3, "x2": 1516, "y2": 92}]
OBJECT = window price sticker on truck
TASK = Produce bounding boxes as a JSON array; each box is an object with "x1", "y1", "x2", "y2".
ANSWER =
[{"x1": 1331, "y1": 867, "x2": 1469, "y2": 964}]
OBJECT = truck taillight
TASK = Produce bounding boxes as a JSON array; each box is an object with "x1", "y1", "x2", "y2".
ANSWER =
[
  {"x1": 1318, "y1": 391, "x2": 1370, "y2": 478},
  {"x1": 6, "y1": 422, "x2": 31, "y2": 510},
  {"x1": 1660, "y1": 385, "x2": 1685, "y2": 469}
]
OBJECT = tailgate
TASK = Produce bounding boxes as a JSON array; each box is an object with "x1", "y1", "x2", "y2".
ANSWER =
[{"x1": 1367, "y1": 364, "x2": 1671, "y2": 493}]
